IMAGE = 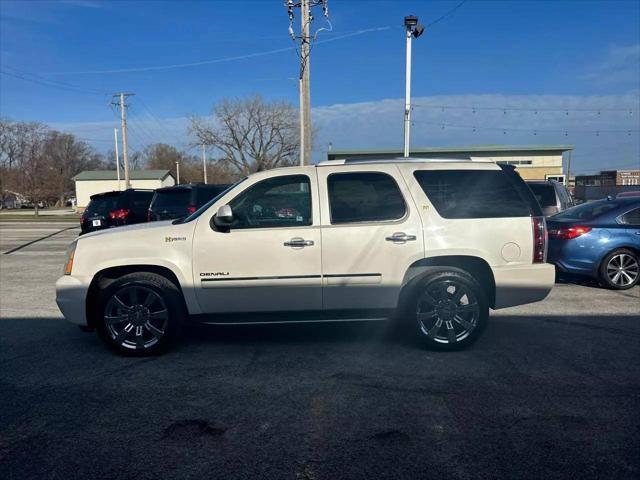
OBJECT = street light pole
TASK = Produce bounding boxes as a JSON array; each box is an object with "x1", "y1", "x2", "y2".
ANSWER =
[
  {"x1": 402, "y1": 16, "x2": 424, "y2": 158},
  {"x1": 175, "y1": 161, "x2": 180, "y2": 184}
]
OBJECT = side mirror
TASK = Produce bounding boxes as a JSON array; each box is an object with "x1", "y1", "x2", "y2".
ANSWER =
[{"x1": 212, "y1": 204, "x2": 233, "y2": 230}]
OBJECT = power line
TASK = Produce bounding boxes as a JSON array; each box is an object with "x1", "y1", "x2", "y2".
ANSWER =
[
  {"x1": 412, "y1": 103, "x2": 636, "y2": 114},
  {"x1": 0, "y1": 68, "x2": 106, "y2": 97},
  {"x1": 39, "y1": 26, "x2": 391, "y2": 75},
  {"x1": 412, "y1": 120, "x2": 639, "y2": 135},
  {"x1": 426, "y1": 0, "x2": 468, "y2": 28}
]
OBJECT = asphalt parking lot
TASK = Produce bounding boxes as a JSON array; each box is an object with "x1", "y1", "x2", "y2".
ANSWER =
[{"x1": 1, "y1": 222, "x2": 639, "y2": 480}]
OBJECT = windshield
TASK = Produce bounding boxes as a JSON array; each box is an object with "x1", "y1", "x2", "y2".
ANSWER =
[
  {"x1": 175, "y1": 178, "x2": 247, "y2": 224},
  {"x1": 85, "y1": 193, "x2": 122, "y2": 216},
  {"x1": 552, "y1": 199, "x2": 620, "y2": 221},
  {"x1": 152, "y1": 189, "x2": 192, "y2": 209},
  {"x1": 528, "y1": 183, "x2": 557, "y2": 207}
]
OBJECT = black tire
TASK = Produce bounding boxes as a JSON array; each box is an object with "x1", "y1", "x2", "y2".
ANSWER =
[
  {"x1": 405, "y1": 268, "x2": 489, "y2": 351},
  {"x1": 599, "y1": 248, "x2": 640, "y2": 290},
  {"x1": 95, "y1": 272, "x2": 185, "y2": 356}
]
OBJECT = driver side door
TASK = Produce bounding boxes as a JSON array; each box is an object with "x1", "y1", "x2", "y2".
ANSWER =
[{"x1": 192, "y1": 171, "x2": 322, "y2": 314}]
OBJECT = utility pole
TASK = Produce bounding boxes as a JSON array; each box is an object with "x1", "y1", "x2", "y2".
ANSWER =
[
  {"x1": 112, "y1": 93, "x2": 134, "y2": 189},
  {"x1": 175, "y1": 161, "x2": 180, "y2": 184},
  {"x1": 285, "y1": 1, "x2": 330, "y2": 166},
  {"x1": 403, "y1": 16, "x2": 424, "y2": 158},
  {"x1": 300, "y1": 0, "x2": 312, "y2": 166},
  {"x1": 201, "y1": 144, "x2": 208, "y2": 184},
  {"x1": 113, "y1": 128, "x2": 121, "y2": 191}
]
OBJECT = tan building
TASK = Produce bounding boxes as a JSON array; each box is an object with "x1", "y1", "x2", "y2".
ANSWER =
[
  {"x1": 73, "y1": 170, "x2": 175, "y2": 211},
  {"x1": 327, "y1": 145, "x2": 573, "y2": 184},
  {"x1": 617, "y1": 169, "x2": 640, "y2": 186}
]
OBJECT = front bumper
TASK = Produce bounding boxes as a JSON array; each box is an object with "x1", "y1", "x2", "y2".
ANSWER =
[
  {"x1": 56, "y1": 275, "x2": 91, "y2": 326},
  {"x1": 492, "y1": 263, "x2": 555, "y2": 309}
]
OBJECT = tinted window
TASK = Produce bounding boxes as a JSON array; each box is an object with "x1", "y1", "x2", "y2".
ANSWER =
[
  {"x1": 153, "y1": 189, "x2": 191, "y2": 208},
  {"x1": 619, "y1": 208, "x2": 640, "y2": 226},
  {"x1": 229, "y1": 175, "x2": 311, "y2": 229},
  {"x1": 196, "y1": 185, "x2": 228, "y2": 206},
  {"x1": 328, "y1": 172, "x2": 406, "y2": 224},
  {"x1": 414, "y1": 170, "x2": 531, "y2": 219},
  {"x1": 553, "y1": 200, "x2": 621, "y2": 221},
  {"x1": 528, "y1": 183, "x2": 557, "y2": 208},
  {"x1": 130, "y1": 191, "x2": 153, "y2": 213},
  {"x1": 86, "y1": 193, "x2": 122, "y2": 216}
]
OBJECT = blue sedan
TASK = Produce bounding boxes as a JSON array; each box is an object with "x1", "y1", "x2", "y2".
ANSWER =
[{"x1": 547, "y1": 198, "x2": 640, "y2": 289}]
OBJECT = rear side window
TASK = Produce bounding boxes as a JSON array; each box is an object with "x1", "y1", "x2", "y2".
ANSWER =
[
  {"x1": 130, "y1": 191, "x2": 154, "y2": 213},
  {"x1": 86, "y1": 194, "x2": 121, "y2": 215},
  {"x1": 153, "y1": 189, "x2": 191, "y2": 208},
  {"x1": 618, "y1": 208, "x2": 640, "y2": 226},
  {"x1": 528, "y1": 183, "x2": 557, "y2": 207},
  {"x1": 196, "y1": 185, "x2": 228, "y2": 206},
  {"x1": 414, "y1": 170, "x2": 531, "y2": 219},
  {"x1": 328, "y1": 172, "x2": 406, "y2": 224}
]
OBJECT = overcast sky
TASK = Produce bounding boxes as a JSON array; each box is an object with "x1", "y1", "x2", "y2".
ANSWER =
[{"x1": 1, "y1": 0, "x2": 638, "y2": 174}]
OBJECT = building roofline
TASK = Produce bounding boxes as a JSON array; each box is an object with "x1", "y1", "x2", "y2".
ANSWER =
[
  {"x1": 73, "y1": 169, "x2": 174, "y2": 181},
  {"x1": 327, "y1": 145, "x2": 574, "y2": 157}
]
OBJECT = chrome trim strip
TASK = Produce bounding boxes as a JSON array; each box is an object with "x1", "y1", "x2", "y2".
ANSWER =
[{"x1": 200, "y1": 317, "x2": 388, "y2": 326}]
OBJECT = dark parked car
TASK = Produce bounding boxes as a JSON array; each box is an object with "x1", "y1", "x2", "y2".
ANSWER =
[
  {"x1": 547, "y1": 197, "x2": 640, "y2": 289},
  {"x1": 147, "y1": 183, "x2": 230, "y2": 221},
  {"x1": 527, "y1": 180, "x2": 574, "y2": 216},
  {"x1": 80, "y1": 189, "x2": 154, "y2": 235}
]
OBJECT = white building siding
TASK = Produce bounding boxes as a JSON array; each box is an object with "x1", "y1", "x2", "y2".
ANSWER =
[{"x1": 75, "y1": 177, "x2": 175, "y2": 209}]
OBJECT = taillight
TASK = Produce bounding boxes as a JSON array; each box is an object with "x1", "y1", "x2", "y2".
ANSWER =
[
  {"x1": 187, "y1": 204, "x2": 197, "y2": 215},
  {"x1": 548, "y1": 226, "x2": 592, "y2": 240},
  {"x1": 109, "y1": 208, "x2": 130, "y2": 220},
  {"x1": 531, "y1": 216, "x2": 547, "y2": 263}
]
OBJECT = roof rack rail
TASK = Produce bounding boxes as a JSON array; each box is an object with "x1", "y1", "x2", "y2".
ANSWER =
[{"x1": 318, "y1": 157, "x2": 474, "y2": 166}]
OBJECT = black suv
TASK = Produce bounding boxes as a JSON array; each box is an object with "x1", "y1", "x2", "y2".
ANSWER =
[
  {"x1": 147, "y1": 183, "x2": 230, "y2": 221},
  {"x1": 80, "y1": 189, "x2": 154, "y2": 235}
]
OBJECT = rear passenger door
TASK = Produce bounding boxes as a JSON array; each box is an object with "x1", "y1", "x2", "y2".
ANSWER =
[{"x1": 317, "y1": 166, "x2": 424, "y2": 312}]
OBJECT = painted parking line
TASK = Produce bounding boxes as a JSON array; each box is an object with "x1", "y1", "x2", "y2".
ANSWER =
[{"x1": 2, "y1": 227, "x2": 77, "y2": 255}]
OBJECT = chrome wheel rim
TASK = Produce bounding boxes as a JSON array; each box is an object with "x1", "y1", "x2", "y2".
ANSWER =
[
  {"x1": 416, "y1": 280, "x2": 480, "y2": 344},
  {"x1": 606, "y1": 254, "x2": 639, "y2": 287},
  {"x1": 104, "y1": 285, "x2": 169, "y2": 350}
]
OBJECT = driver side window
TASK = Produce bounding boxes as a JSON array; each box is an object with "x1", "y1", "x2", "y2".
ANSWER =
[{"x1": 228, "y1": 175, "x2": 312, "y2": 229}]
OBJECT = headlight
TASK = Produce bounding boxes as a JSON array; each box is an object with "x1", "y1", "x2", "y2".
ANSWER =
[{"x1": 64, "y1": 241, "x2": 77, "y2": 275}]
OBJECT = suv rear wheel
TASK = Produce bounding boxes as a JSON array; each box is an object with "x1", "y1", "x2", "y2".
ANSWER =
[
  {"x1": 95, "y1": 272, "x2": 185, "y2": 356},
  {"x1": 409, "y1": 269, "x2": 488, "y2": 351}
]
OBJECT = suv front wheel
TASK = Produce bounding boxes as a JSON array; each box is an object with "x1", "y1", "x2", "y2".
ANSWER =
[
  {"x1": 409, "y1": 269, "x2": 488, "y2": 351},
  {"x1": 95, "y1": 272, "x2": 185, "y2": 356}
]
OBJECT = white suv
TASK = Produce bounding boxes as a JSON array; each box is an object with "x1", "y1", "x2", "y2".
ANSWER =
[{"x1": 56, "y1": 158, "x2": 554, "y2": 355}]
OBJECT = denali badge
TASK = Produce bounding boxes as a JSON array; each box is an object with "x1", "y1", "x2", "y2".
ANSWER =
[{"x1": 200, "y1": 272, "x2": 230, "y2": 277}]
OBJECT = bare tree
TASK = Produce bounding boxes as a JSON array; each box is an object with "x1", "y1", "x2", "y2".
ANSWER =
[
  {"x1": 189, "y1": 95, "x2": 299, "y2": 175},
  {"x1": 44, "y1": 131, "x2": 104, "y2": 206},
  {"x1": 14, "y1": 122, "x2": 53, "y2": 215}
]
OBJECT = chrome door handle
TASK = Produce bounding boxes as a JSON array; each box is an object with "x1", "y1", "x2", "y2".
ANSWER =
[
  {"x1": 385, "y1": 232, "x2": 417, "y2": 243},
  {"x1": 284, "y1": 237, "x2": 314, "y2": 247},
  {"x1": 635, "y1": 231, "x2": 640, "y2": 235}
]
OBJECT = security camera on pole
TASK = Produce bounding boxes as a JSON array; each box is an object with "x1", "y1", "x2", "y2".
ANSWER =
[{"x1": 403, "y1": 15, "x2": 424, "y2": 158}]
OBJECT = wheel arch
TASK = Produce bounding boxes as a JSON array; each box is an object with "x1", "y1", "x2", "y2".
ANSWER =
[
  {"x1": 86, "y1": 265, "x2": 186, "y2": 329},
  {"x1": 399, "y1": 255, "x2": 497, "y2": 310}
]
